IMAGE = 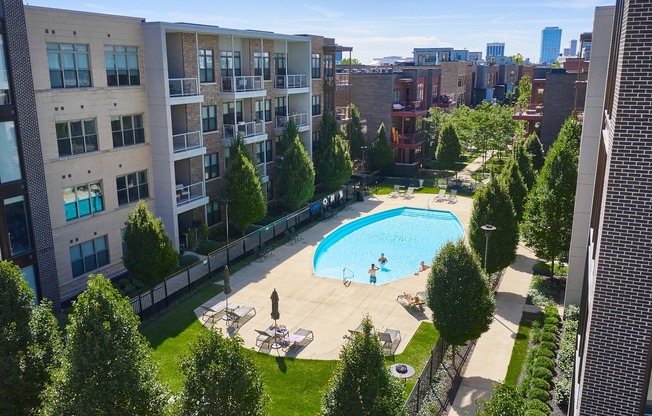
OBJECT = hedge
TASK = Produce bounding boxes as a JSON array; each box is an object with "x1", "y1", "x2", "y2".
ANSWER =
[
  {"x1": 527, "y1": 387, "x2": 550, "y2": 402},
  {"x1": 531, "y1": 367, "x2": 553, "y2": 381},
  {"x1": 527, "y1": 399, "x2": 551, "y2": 413}
]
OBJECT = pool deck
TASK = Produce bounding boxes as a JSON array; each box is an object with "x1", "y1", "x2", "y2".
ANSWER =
[{"x1": 195, "y1": 191, "x2": 473, "y2": 359}]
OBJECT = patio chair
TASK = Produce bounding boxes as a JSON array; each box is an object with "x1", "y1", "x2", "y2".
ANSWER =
[
  {"x1": 255, "y1": 328, "x2": 276, "y2": 349},
  {"x1": 433, "y1": 189, "x2": 447, "y2": 202},
  {"x1": 401, "y1": 187, "x2": 415, "y2": 199},
  {"x1": 199, "y1": 300, "x2": 231, "y2": 325},
  {"x1": 226, "y1": 305, "x2": 256, "y2": 328},
  {"x1": 396, "y1": 293, "x2": 425, "y2": 313},
  {"x1": 388, "y1": 185, "x2": 401, "y2": 198},
  {"x1": 446, "y1": 189, "x2": 458, "y2": 204},
  {"x1": 283, "y1": 328, "x2": 314, "y2": 352},
  {"x1": 379, "y1": 328, "x2": 402, "y2": 355}
]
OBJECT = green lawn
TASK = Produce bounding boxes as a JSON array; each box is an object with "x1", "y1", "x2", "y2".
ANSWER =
[
  {"x1": 504, "y1": 311, "x2": 543, "y2": 386},
  {"x1": 141, "y1": 281, "x2": 439, "y2": 415}
]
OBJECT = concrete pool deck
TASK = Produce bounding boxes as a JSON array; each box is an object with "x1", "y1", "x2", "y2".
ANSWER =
[{"x1": 195, "y1": 191, "x2": 473, "y2": 359}]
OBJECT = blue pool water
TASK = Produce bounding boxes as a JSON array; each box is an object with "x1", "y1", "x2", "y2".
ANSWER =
[{"x1": 313, "y1": 207, "x2": 464, "y2": 285}]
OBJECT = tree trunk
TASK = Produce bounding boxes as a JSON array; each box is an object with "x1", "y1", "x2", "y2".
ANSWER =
[{"x1": 550, "y1": 257, "x2": 555, "y2": 277}]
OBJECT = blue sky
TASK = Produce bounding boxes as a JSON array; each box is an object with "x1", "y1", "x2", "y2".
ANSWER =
[{"x1": 25, "y1": 0, "x2": 614, "y2": 63}]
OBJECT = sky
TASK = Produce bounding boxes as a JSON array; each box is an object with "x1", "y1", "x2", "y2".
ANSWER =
[{"x1": 25, "y1": 0, "x2": 615, "y2": 63}]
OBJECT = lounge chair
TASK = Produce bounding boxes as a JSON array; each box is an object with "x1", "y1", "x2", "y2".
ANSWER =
[
  {"x1": 225, "y1": 305, "x2": 256, "y2": 328},
  {"x1": 401, "y1": 187, "x2": 415, "y2": 199},
  {"x1": 388, "y1": 185, "x2": 401, "y2": 198},
  {"x1": 255, "y1": 328, "x2": 276, "y2": 349},
  {"x1": 283, "y1": 328, "x2": 314, "y2": 352},
  {"x1": 379, "y1": 328, "x2": 402, "y2": 355},
  {"x1": 397, "y1": 293, "x2": 425, "y2": 313},
  {"x1": 433, "y1": 189, "x2": 446, "y2": 202},
  {"x1": 199, "y1": 300, "x2": 232, "y2": 325},
  {"x1": 446, "y1": 189, "x2": 458, "y2": 204}
]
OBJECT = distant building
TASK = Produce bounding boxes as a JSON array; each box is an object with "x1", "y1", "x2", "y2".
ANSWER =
[
  {"x1": 369, "y1": 56, "x2": 411, "y2": 66},
  {"x1": 486, "y1": 42, "x2": 505, "y2": 58},
  {"x1": 468, "y1": 51, "x2": 483, "y2": 62},
  {"x1": 413, "y1": 48, "x2": 454, "y2": 65},
  {"x1": 540, "y1": 26, "x2": 562, "y2": 64},
  {"x1": 570, "y1": 38, "x2": 578, "y2": 56},
  {"x1": 564, "y1": 48, "x2": 572, "y2": 57}
]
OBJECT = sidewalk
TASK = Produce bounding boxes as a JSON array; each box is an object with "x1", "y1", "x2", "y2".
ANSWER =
[
  {"x1": 448, "y1": 245, "x2": 536, "y2": 416},
  {"x1": 456, "y1": 150, "x2": 494, "y2": 182}
]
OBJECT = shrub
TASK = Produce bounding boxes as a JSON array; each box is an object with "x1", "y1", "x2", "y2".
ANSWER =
[
  {"x1": 531, "y1": 367, "x2": 553, "y2": 381},
  {"x1": 544, "y1": 316, "x2": 560, "y2": 326},
  {"x1": 555, "y1": 376, "x2": 572, "y2": 407},
  {"x1": 564, "y1": 304, "x2": 580, "y2": 321},
  {"x1": 535, "y1": 356, "x2": 556, "y2": 371},
  {"x1": 543, "y1": 324, "x2": 559, "y2": 333},
  {"x1": 528, "y1": 275, "x2": 557, "y2": 306},
  {"x1": 532, "y1": 261, "x2": 551, "y2": 276},
  {"x1": 544, "y1": 305, "x2": 559, "y2": 319},
  {"x1": 541, "y1": 332, "x2": 558, "y2": 343},
  {"x1": 527, "y1": 387, "x2": 550, "y2": 402},
  {"x1": 525, "y1": 410, "x2": 549, "y2": 416},
  {"x1": 519, "y1": 375, "x2": 532, "y2": 396},
  {"x1": 179, "y1": 254, "x2": 200, "y2": 267},
  {"x1": 537, "y1": 348, "x2": 556, "y2": 359},
  {"x1": 529, "y1": 377, "x2": 551, "y2": 391},
  {"x1": 540, "y1": 341, "x2": 557, "y2": 351},
  {"x1": 196, "y1": 240, "x2": 223, "y2": 255},
  {"x1": 527, "y1": 399, "x2": 551, "y2": 413}
]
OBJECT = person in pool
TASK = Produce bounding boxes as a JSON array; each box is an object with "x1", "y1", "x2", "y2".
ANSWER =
[
  {"x1": 378, "y1": 253, "x2": 388, "y2": 265},
  {"x1": 369, "y1": 263, "x2": 380, "y2": 285},
  {"x1": 414, "y1": 261, "x2": 431, "y2": 275}
]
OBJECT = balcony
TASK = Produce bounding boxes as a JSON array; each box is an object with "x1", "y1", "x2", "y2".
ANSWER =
[
  {"x1": 335, "y1": 73, "x2": 351, "y2": 91},
  {"x1": 392, "y1": 100, "x2": 427, "y2": 116},
  {"x1": 176, "y1": 181, "x2": 208, "y2": 213},
  {"x1": 275, "y1": 74, "x2": 309, "y2": 94},
  {"x1": 223, "y1": 121, "x2": 267, "y2": 145},
  {"x1": 221, "y1": 75, "x2": 265, "y2": 99},
  {"x1": 169, "y1": 78, "x2": 203, "y2": 105},
  {"x1": 390, "y1": 130, "x2": 425, "y2": 149},
  {"x1": 276, "y1": 113, "x2": 309, "y2": 132},
  {"x1": 172, "y1": 131, "x2": 205, "y2": 161},
  {"x1": 336, "y1": 106, "x2": 351, "y2": 123},
  {"x1": 432, "y1": 95, "x2": 456, "y2": 110}
]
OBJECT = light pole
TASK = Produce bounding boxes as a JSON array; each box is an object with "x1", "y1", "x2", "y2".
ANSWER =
[
  {"x1": 360, "y1": 145, "x2": 368, "y2": 173},
  {"x1": 222, "y1": 197, "x2": 231, "y2": 264},
  {"x1": 480, "y1": 224, "x2": 496, "y2": 271}
]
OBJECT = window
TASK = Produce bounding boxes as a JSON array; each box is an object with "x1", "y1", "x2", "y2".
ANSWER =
[
  {"x1": 202, "y1": 105, "x2": 217, "y2": 132},
  {"x1": 120, "y1": 228, "x2": 127, "y2": 257},
  {"x1": 116, "y1": 170, "x2": 149, "y2": 206},
  {"x1": 64, "y1": 181, "x2": 103, "y2": 221},
  {"x1": 312, "y1": 95, "x2": 321, "y2": 116},
  {"x1": 0, "y1": 121, "x2": 20, "y2": 183},
  {"x1": 255, "y1": 142, "x2": 264, "y2": 164},
  {"x1": 47, "y1": 43, "x2": 91, "y2": 88},
  {"x1": 457, "y1": 75, "x2": 466, "y2": 87},
  {"x1": 224, "y1": 147, "x2": 231, "y2": 170},
  {"x1": 220, "y1": 51, "x2": 241, "y2": 77},
  {"x1": 255, "y1": 100, "x2": 272, "y2": 123},
  {"x1": 56, "y1": 119, "x2": 98, "y2": 157},
  {"x1": 206, "y1": 200, "x2": 221, "y2": 227},
  {"x1": 274, "y1": 53, "x2": 286, "y2": 76},
  {"x1": 70, "y1": 235, "x2": 109, "y2": 278},
  {"x1": 265, "y1": 140, "x2": 272, "y2": 162},
  {"x1": 0, "y1": 36, "x2": 11, "y2": 105},
  {"x1": 5, "y1": 195, "x2": 31, "y2": 257},
  {"x1": 199, "y1": 49, "x2": 214, "y2": 83},
  {"x1": 255, "y1": 100, "x2": 264, "y2": 122},
  {"x1": 254, "y1": 52, "x2": 270, "y2": 80},
  {"x1": 312, "y1": 131, "x2": 321, "y2": 152},
  {"x1": 324, "y1": 93, "x2": 333, "y2": 114},
  {"x1": 323, "y1": 54, "x2": 334, "y2": 78},
  {"x1": 275, "y1": 97, "x2": 286, "y2": 117},
  {"x1": 264, "y1": 99, "x2": 271, "y2": 122},
  {"x1": 311, "y1": 53, "x2": 320, "y2": 78},
  {"x1": 204, "y1": 153, "x2": 219, "y2": 180},
  {"x1": 111, "y1": 114, "x2": 144, "y2": 147},
  {"x1": 105, "y1": 45, "x2": 139, "y2": 86},
  {"x1": 222, "y1": 101, "x2": 242, "y2": 125},
  {"x1": 263, "y1": 180, "x2": 273, "y2": 202}
]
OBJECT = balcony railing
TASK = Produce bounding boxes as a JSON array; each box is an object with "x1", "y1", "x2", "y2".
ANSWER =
[
  {"x1": 276, "y1": 113, "x2": 309, "y2": 129},
  {"x1": 172, "y1": 131, "x2": 202, "y2": 153},
  {"x1": 335, "y1": 73, "x2": 350, "y2": 86},
  {"x1": 275, "y1": 74, "x2": 308, "y2": 89},
  {"x1": 221, "y1": 75, "x2": 264, "y2": 93},
  {"x1": 223, "y1": 121, "x2": 265, "y2": 140},
  {"x1": 336, "y1": 106, "x2": 350, "y2": 121},
  {"x1": 169, "y1": 78, "x2": 199, "y2": 97},
  {"x1": 176, "y1": 181, "x2": 205, "y2": 206},
  {"x1": 392, "y1": 131, "x2": 425, "y2": 145},
  {"x1": 392, "y1": 100, "x2": 425, "y2": 112}
]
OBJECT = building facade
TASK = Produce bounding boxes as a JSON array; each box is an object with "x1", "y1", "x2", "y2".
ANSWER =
[
  {"x1": 486, "y1": 42, "x2": 505, "y2": 58},
  {"x1": 540, "y1": 26, "x2": 562, "y2": 64}
]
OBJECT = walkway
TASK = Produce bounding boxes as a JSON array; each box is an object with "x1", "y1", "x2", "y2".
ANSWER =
[{"x1": 457, "y1": 150, "x2": 494, "y2": 182}]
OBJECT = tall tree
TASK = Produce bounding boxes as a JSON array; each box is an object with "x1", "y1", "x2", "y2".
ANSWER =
[
  {"x1": 223, "y1": 137, "x2": 266, "y2": 232},
  {"x1": 278, "y1": 118, "x2": 300, "y2": 157},
  {"x1": 426, "y1": 240, "x2": 495, "y2": 346},
  {"x1": 524, "y1": 132, "x2": 545, "y2": 172},
  {"x1": 321, "y1": 315, "x2": 403, "y2": 416},
  {"x1": 318, "y1": 133, "x2": 353, "y2": 191},
  {"x1": 499, "y1": 158, "x2": 529, "y2": 221},
  {"x1": 512, "y1": 53, "x2": 525, "y2": 66},
  {"x1": 176, "y1": 329, "x2": 267, "y2": 416},
  {"x1": 517, "y1": 74, "x2": 532, "y2": 110},
  {"x1": 41, "y1": 275, "x2": 168, "y2": 415},
  {"x1": 369, "y1": 123, "x2": 393, "y2": 174},
  {"x1": 425, "y1": 107, "x2": 450, "y2": 158},
  {"x1": 123, "y1": 201, "x2": 178, "y2": 287},
  {"x1": 521, "y1": 117, "x2": 581, "y2": 274},
  {"x1": 346, "y1": 104, "x2": 365, "y2": 161},
  {"x1": 513, "y1": 141, "x2": 537, "y2": 190},
  {"x1": 278, "y1": 136, "x2": 315, "y2": 210},
  {"x1": 468, "y1": 180, "x2": 520, "y2": 274},
  {"x1": 320, "y1": 110, "x2": 339, "y2": 150},
  {"x1": 436, "y1": 123, "x2": 461, "y2": 173}
]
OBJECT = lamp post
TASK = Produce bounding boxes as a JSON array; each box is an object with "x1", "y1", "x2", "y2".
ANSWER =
[
  {"x1": 222, "y1": 197, "x2": 231, "y2": 264},
  {"x1": 360, "y1": 145, "x2": 368, "y2": 173},
  {"x1": 480, "y1": 224, "x2": 496, "y2": 271}
]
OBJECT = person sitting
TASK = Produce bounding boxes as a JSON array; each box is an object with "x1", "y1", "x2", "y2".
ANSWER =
[
  {"x1": 414, "y1": 261, "x2": 430, "y2": 275},
  {"x1": 378, "y1": 253, "x2": 388, "y2": 265}
]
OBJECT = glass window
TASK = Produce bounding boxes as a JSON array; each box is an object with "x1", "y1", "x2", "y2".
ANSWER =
[
  {"x1": 222, "y1": 101, "x2": 242, "y2": 125},
  {"x1": 70, "y1": 235, "x2": 109, "y2": 278},
  {"x1": 265, "y1": 140, "x2": 272, "y2": 162},
  {"x1": 311, "y1": 53, "x2": 320, "y2": 78},
  {"x1": 4, "y1": 195, "x2": 31, "y2": 257},
  {"x1": 63, "y1": 180, "x2": 104, "y2": 221},
  {"x1": 202, "y1": 105, "x2": 217, "y2": 132},
  {"x1": 116, "y1": 170, "x2": 149, "y2": 206},
  {"x1": 224, "y1": 147, "x2": 231, "y2": 170},
  {"x1": 199, "y1": 49, "x2": 214, "y2": 83},
  {"x1": 111, "y1": 114, "x2": 144, "y2": 148},
  {"x1": 0, "y1": 121, "x2": 21, "y2": 183},
  {"x1": 47, "y1": 43, "x2": 91, "y2": 89},
  {"x1": 254, "y1": 52, "x2": 270, "y2": 80},
  {"x1": 105, "y1": 45, "x2": 139, "y2": 86},
  {"x1": 264, "y1": 99, "x2": 272, "y2": 122},
  {"x1": 20, "y1": 265, "x2": 38, "y2": 302},
  {"x1": 204, "y1": 153, "x2": 219, "y2": 180},
  {"x1": 0, "y1": 36, "x2": 11, "y2": 105},
  {"x1": 312, "y1": 131, "x2": 321, "y2": 152},
  {"x1": 56, "y1": 118, "x2": 98, "y2": 157},
  {"x1": 220, "y1": 51, "x2": 241, "y2": 77},
  {"x1": 312, "y1": 95, "x2": 321, "y2": 116},
  {"x1": 274, "y1": 53, "x2": 286, "y2": 76},
  {"x1": 324, "y1": 54, "x2": 334, "y2": 78},
  {"x1": 275, "y1": 97, "x2": 286, "y2": 117},
  {"x1": 255, "y1": 100, "x2": 264, "y2": 122},
  {"x1": 206, "y1": 200, "x2": 220, "y2": 227},
  {"x1": 255, "y1": 142, "x2": 264, "y2": 164}
]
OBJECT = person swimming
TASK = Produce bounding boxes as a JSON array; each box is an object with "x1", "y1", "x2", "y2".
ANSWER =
[
  {"x1": 378, "y1": 253, "x2": 388, "y2": 265},
  {"x1": 414, "y1": 261, "x2": 430, "y2": 275}
]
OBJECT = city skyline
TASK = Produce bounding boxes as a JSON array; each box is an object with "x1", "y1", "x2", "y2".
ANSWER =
[{"x1": 25, "y1": 0, "x2": 613, "y2": 63}]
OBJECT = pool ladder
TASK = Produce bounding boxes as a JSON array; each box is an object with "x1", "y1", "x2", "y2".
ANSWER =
[
  {"x1": 342, "y1": 268, "x2": 353, "y2": 287},
  {"x1": 425, "y1": 198, "x2": 431, "y2": 210}
]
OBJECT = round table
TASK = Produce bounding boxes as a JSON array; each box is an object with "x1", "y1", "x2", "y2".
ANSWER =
[{"x1": 389, "y1": 363, "x2": 415, "y2": 381}]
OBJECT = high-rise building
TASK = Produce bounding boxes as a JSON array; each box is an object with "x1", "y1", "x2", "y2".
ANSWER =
[
  {"x1": 570, "y1": 38, "x2": 578, "y2": 56},
  {"x1": 486, "y1": 42, "x2": 505, "y2": 58},
  {"x1": 540, "y1": 26, "x2": 562, "y2": 64}
]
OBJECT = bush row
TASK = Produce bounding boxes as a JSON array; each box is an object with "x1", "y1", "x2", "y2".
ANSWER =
[{"x1": 554, "y1": 304, "x2": 579, "y2": 407}]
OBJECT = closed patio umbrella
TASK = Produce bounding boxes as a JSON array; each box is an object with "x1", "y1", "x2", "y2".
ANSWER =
[
  {"x1": 270, "y1": 288, "x2": 280, "y2": 326},
  {"x1": 223, "y1": 265, "x2": 232, "y2": 318}
]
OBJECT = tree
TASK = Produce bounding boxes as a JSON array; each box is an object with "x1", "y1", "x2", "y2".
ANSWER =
[
  {"x1": 123, "y1": 201, "x2": 178, "y2": 287},
  {"x1": 320, "y1": 110, "x2": 339, "y2": 150},
  {"x1": 513, "y1": 141, "x2": 537, "y2": 190},
  {"x1": 521, "y1": 117, "x2": 581, "y2": 275},
  {"x1": 436, "y1": 123, "x2": 461, "y2": 172},
  {"x1": 176, "y1": 329, "x2": 267, "y2": 416},
  {"x1": 278, "y1": 136, "x2": 315, "y2": 210},
  {"x1": 321, "y1": 315, "x2": 403, "y2": 416},
  {"x1": 517, "y1": 74, "x2": 532, "y2": 110},
  {"x1": 318, "y1": 133, "x2": 353, "y2": 192},
  {"x1": 524, "y1": 132, "x2": 545, "y2": 172},
  {"x1": 41, "y1": 275, "x2": 168, "y2": 415},
  {"x1": 278, "y1": 118, "x2": 300, "y2": 157},
  {"x1": 224, "y1": 137, "x2": 266, "y2": 232},
  {"x1": 499, "y1": 158, "x2": 529, "y2": 221},
  {"x1": 346, "y1": 104, "x2": 365, "y2": 161},
  {"x1": 340, "y1": 57, "x2": 360, "y2": 65},
  {"x1": 426, "y1": 240, "x2": 495, "y2": 346},
  {"x1": 512, "y1": 53, "x2": 525, "y2": 66},
  {"x1": 424, "y1": 108, "x2": 450, "y2": 158},
  {"x1": 468, "y1": 180, "x2": 520, "y2": 274},
  {"x1": 475, "y1": 382, "x2": 527, "y2": 416},
  {"x1": 369, "y1": 123, "x2": 393, "y2": 174}
]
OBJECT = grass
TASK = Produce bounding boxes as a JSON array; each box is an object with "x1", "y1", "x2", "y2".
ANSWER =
[
  {"x1": 141, "y1": 281, "x2": 439, "y2": 415},
  {"x1": 504, "y1": 311, "x2": 543, "y2": 386}
]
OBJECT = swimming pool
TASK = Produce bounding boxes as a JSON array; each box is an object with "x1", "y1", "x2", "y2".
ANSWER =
[{"x1": 313, "y1": 207, "x2": 464, "y2": 285}]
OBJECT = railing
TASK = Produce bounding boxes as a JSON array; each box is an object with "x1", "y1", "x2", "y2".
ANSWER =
[
  {"x1": 221, "y1": 75, "x2": 264, "y2": 93},
  {"x1": 335, "y1": 73, "x2": 350, "y2": 86},
  {"x1": 169, "y1": 78, "x2": 199, "y2": 97},
  {"x1": 392, "y1": 100, "x2": 425, "y2": 112},
  {"x1": 172, "y1": 131, "x2": 202, "y2": 153},
  {"x1": 223, "y1": 121, "x2": 265, "y2": 140},
  {"x1": 276, "y1": 113, "x2": 309, "y2": 129},
  {"x1": 175, "y1": 181, "x2": 205, "y2": 206},
  {"x1": 392, "y1": 131, "x2": 425, "y2": 145},
  {"x1": 335, "y1": 106, "x2": 350, "y2": 121},
  {"x1": 275, "y1": 74, "x2": 308, "y2": 89}
]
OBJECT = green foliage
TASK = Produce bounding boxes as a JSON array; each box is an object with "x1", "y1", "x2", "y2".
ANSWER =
[
  {"x1": 469, "y1": 179, "x2": 520, "y2": 274},
  {"x1": 530, "y1": 377, "x2": 551, "y2": 391},
  {"x1": 321, "y1": 316, "x2": 404, "y2": 416},
  {"x1": 499, "y1": 157, "x2": 528, "y2": 221},
  {"x1": 195, "y1": 240, "x2": 223, "y2": 255},
  {"x1": 279, "y1": 136, "x2": 315, "y2": 209},
  {"x1": 320, "y1": 111, "x2": 339, "y2": 149},
  {"x1": 517, "y1": 74, "x2": 532, "y2": 109},
  {"x1": 340, "y1": 57, "x2": 361, "y2": 65},
  {"x1": 475, "y1": 382, "x2": 527, "y2": 416},
  {"x1": 425, "y1": 108, "x2": 450, "y2": 158},
  {"x1": 527, "y1": 387, "x2": 550, "y2": 402},
  {"x1": 436, "y1": 123, "x2": 461, "y2": 171},
  {"x1": 524, "y1": 132, "x2": 545, "y2": 171},
  {"x1": 525, "y1": 409, "x2": 549, "y2": 416},
  {"x1": 564, "y1": 304, "x2": 580, "y2": 321},
  {"x1": 521, "y1": 117, "x2": 581, "y2": 274},
  {"x1": 556, "y1": 305, "x2": 579, "y2": 407},
  {"x1": 528, "y1": 275, "x2": 563, "y2": 306},
  {"x1": 543, "y1": 324, "x2": 558, "y2": 334},
  {"x1": 544, "y1": 316, "x2": 560, "y2": 326},
  {"x1": 123, "y1": 201, "x2": 179, "y2": 287},
  {"x1": 201, "y1": 224, "x2": 209, "y2": 241},
  {"x1": 224, "y1": 139, "x2": 266, "y2": 232},
  {"x1": 369, "y1": 123, "x2": 394, "y2": 173},
  {"x1": 535, "y1": 356, "x2": 556, "y2": 371},
  {"x1": 427, "y1": 240, "x2": 495, "y2": 346},
  {"x1": 451, "y1": 102, "x2": 519, "y2": 159},
  {"x1": 41, "y1": 275, "x2": 167, "y2": 415},
  {"x1": 513, "y1": 141, "x2": 537, "y2": 190},
  {"x1": 539, "y1": 341, "x2": 557, "y2": 352},
  {"x1": 318, "y1": 134, "x2": 352, "y2": 192},
  {"x1": 346, "y1": 104, "x2": 365, "y2": 161},
  {"x1": 176, "y1": 329, "x2": 267, "y2": 415},
  {"x1": 530, "y1": 367, "x2": 553, "y2": 381},
  {"x1": 555, "y1": 376, "x2": 572, "y2": 407},
  {"x1": 179, "y1": 254, "x2": 200, "y2": 267},
  {"x1": 278, "y1": 118, "x2": 300, "y2": 156},
  {"x1": 537, "y1": 348, "x2": 556, "y2": 359},
  {"x1": 505, "y1": 312, "x2": 541, "y2": 386},
  {"x1": 527, "y1": 399, "x2": 551, "y2": 414}
]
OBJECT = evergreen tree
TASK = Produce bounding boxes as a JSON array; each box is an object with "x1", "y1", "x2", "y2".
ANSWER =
[
  {"x1": 346, "y1": 104, "x2": 365, "y2": 161},
  {"x1": 177, "y1": 329, "x2": 267, "y2": 416},
  {"x1": 321, "y1": 316, "x2": 403, "y2": 416},
  {"x1": 41, "y1": 275, "x2": 168, "y2": 415},
  {"x1": 436, "y1": 123, "x2": 462, "y2": 172},
  {"x1": 278, "y1": 136, "x2": 315, "y2": 210},
  {"x1": 320, "y1": 110, "x2": 339, "y2": 150},
  {"x1": 278, "y1": 118, "x2": 300, "y2": 157},
  {"x1": 524, "y1": 132, "x2": 545, "y2": 172},
  {"x1": 499, "y1": 158, "x2": 529, "y2": 222},
  {"x1": 318, "y1": 133, "x2": 353, "y2": 192},
  {"x1": 369, "y1": 123, "x2": 394, "y2": 174},
  {"x1": 123, "y1": 201, "x2": 179, "y2": 287},
  {"x1": 468, "y1": 180, "x2": 520, "y2": 274},
  {"x1": 513, "y1": 141, "x2": 537, "y2": 190}
]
